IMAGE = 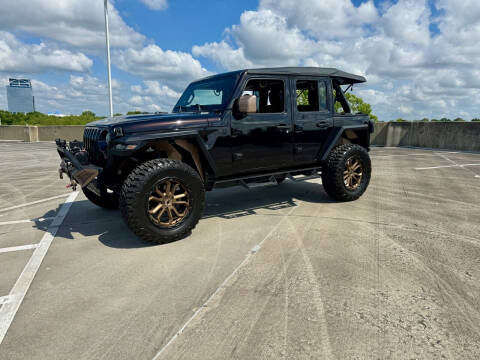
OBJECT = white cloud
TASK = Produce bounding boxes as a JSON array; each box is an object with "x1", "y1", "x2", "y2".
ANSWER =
[
  {"x1": 115, "y1": 44, "x2": 211, "y2": 90},
  {"x1": 231, "y1": 10, "x2": 318, "y2": 65},
  {"x1": 193, "y1": 41, "x2": 253, "y2": 70},
  {"x1": 129, "y1": 80, "x2": 181, "y2": 111},
  {"x1": 0, "y1": 0, "x2": 145, "y2": 53},
  {"x1": 131, "y1": 80, "x2": 180, "y2": 99},
  {"x1": 139, "y1": 0, "x2": 168, "y2": 11},
  {"x1": 381, "y1": 0, "x2": 430, "y2": 46},
  {"x1": 259, "y1": 0, "x2": 378, "y2": 40},
  {"x1": 0, "y1": 32, "x2": 92, "y2": 73}
]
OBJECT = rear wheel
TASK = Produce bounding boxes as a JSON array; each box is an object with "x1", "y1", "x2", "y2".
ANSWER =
[
  {"x1": 322, "y1": 144, "x2": 371, "y2": 201},
  {"x1": 119, "y1": 159, "x2": 205, "y2": 244},
  {"x1": 82, "y1": 186, "x2": 118, "y2": 209}
]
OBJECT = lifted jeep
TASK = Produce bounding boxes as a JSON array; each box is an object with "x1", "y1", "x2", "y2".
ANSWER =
[{"x1": 57, "y1": 67, "x2": 373, "y2": 243}]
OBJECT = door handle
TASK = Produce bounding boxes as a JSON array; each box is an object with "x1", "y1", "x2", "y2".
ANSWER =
[
  {"x1": 233, "y1": 152, "x2": 243, "y2": 160},
  {"x1": 294, "y1": 124, "x2": 304, "y2": 132},
  {"x1": 316, "y1": 121, "x2": 330, "y2": 129},
  {"x1": 277, "y1": 124, "x2": 291, "y2": 133}
]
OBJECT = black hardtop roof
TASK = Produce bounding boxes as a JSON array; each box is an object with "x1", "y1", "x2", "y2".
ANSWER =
[
  {"x1": 195, "y1": 67, "x2": 366, "y2": 84},
  {"x1": 245, "y1": 67, "x2": 366, "y2": 84}
]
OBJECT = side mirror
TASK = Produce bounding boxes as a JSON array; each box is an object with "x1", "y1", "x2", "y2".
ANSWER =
[{"x1": 238, "y1": 95, "x2": 257, "y2": 113}]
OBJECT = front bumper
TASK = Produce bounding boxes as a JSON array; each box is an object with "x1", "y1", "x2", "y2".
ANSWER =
[{"x1": 56, "y1": 139, "x2": 102, "y2": 192}]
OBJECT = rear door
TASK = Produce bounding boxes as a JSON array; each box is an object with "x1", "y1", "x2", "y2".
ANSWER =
[
  {"x1": 230, "y1": 76, "x2": 294, "y2": 172},
  {"x1": 291, "y1": 77, "x2": 333, "y2": 164}
]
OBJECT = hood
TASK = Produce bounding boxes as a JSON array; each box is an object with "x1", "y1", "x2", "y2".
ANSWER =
[{"x1": 86, "y1": 112, "x2": 222, "y2": 133}]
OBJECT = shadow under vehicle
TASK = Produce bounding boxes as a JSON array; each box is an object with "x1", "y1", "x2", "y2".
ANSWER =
[{"x1": 56, "y1": 67, "x2": 373, "y2": 243}]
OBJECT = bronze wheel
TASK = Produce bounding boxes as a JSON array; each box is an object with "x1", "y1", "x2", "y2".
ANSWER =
[
  {"x1": 322, "y1": 144, "x2": 371, "y2": 202},
  {"x1": 120, "y1": 159, "x2": 205, "y2": 244},
  {"x1": 147, "y1": 179, "x2": 191, "y2": 228},
  {"x1": 343, "y1": 157, "x2": 363, "y2": 190}
]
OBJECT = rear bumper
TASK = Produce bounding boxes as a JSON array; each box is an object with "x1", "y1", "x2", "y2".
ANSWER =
[{"x1": 56, "y1": 139, "x2": 101, "y2": 191}]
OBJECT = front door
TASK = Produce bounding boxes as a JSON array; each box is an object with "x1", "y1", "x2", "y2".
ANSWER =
[
  {"x1": 231, "y1": 77, "x2": 294, "y2": 172},
  {"x1": 291, "y1": 77, "x2": 333, "y2": 164}
]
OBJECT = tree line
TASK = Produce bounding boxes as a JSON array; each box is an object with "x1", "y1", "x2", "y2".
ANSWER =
[
  {"x1": 0, "y1": 110, "x2": 154, "y2": 126},
  {"x1": 393, "y1": 117, "x2": 480, "y2": 122}
]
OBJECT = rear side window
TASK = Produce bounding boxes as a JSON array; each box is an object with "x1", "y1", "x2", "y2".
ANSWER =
[
  {"x1": 319, "y1": 81, "x2": 328, "y2": 111},
  {"x1": 242, "y1": 79, "x2": 284, "y2": 113},
  {"x1": 296, "y1": 80, "x2": 319, "y2": 112}
]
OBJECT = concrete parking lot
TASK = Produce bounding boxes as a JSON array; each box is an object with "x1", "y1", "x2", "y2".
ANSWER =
[{"x1": 0, "y1": 141, "x2": 479, "y2": 359}]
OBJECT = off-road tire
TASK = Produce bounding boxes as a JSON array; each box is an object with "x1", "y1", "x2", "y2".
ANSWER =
[
  {"x1": 82, "y1": 186, "x2": 118, "y2": 209},
  {"x1": 119, "y1": 159, "x2": 205, "y2": 244},
  {"x1": 322, "y1": 144, "x2": 371, "y2": 201}
]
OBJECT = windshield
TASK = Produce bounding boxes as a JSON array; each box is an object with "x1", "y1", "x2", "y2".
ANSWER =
[{"x1": 173, "y1": 75, "x2": 238, "y2": 112}]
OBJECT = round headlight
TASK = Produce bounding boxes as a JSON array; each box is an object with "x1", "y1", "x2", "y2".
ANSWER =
[{"x1": 113, "y1": 127, "x2": 124, "y2": 137}]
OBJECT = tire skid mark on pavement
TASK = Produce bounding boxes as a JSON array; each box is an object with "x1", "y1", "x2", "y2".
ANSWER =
[
  {"x1": 152, "y1": 205, "x2": 298, "y2": 360},
  {"x1": 283, "y1": 206, "x2": 335, "y2": 359},
  {"x1": 0, "y1": 191, "x2": 78, "y2": 345}
]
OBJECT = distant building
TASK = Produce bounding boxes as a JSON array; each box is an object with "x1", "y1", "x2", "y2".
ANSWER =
[{"x1": 6, "y1": 78, "x2": 35, "y2": 113}]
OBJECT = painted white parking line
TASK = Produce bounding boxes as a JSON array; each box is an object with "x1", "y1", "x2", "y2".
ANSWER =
[
  {"x1": 0, "y1": 217, "x2": 54, "y2": 227},
  {"x1": 0, "y1": 244, "x2": 39, "y2": 254},
  {"x1": 0, "y1": 191, "x2": 78, "y2": 345},
  {"x1": 415, "y1": 163, "x2": 480, "y2": 170},
  {"x1": 434, "y1": 153, "x2": 480, "y2": 179},
  {"x1": 0, "y1": 194, "x2": 70, "y2": 213}
]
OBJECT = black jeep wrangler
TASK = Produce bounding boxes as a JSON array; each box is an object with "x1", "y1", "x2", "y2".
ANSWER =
[{"x1": 57, "y1": 67, "x2": 373, "y2": 243}]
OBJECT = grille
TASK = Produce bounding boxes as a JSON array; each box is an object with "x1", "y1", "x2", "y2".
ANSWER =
[{"x1": 83, "y1": 127, "x2": 106, "y2": 165}]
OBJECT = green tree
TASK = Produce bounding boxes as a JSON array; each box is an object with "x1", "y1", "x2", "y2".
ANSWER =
[
  {"x1": 81, "y1": 110, "x2": 96, "y2": 118},
  {"x1": 333, "y1": 92, "x2": 378, "y2": 122},
  {"x1": 440, "y1": 117, "x2": 451, "y2": 122},
  {"x1": 453, "y1": 117, "x2": 465, "y2": 122},
  {"x1": 127, "y1": 111, "x2": 149, "y2": 115},
  {"x1": 395, "y1": 118, "x2": 407, "y2": 122},
  {"x1": 0, "y1": 110, "x2": 104, "y2": 125},
  {"x1": 472, "y1": 118, "x2": 480, "y2": 122}
]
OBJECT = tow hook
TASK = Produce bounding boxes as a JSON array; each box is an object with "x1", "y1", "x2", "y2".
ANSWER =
[{"x1": 66, "y1": 179, "x2": 78, "y2": 191}]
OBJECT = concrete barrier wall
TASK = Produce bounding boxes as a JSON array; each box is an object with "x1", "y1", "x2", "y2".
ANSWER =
[
  {"x1": 0, "y1": 126, "x2": 28, "y2": 141},
  {"x1": 371, "y1": 122, "x2": 480, "y2": 152},
  {"x1": 37, "y1": 126, "x2": 84, "y2": 141},
  {"x1": 1, "y1": 123, "x2": 479, "y2": 152}
]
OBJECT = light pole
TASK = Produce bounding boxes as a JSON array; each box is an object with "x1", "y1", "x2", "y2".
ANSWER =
[{"x1": 104, "y1": 0, "x2": 113, "y2": 117}]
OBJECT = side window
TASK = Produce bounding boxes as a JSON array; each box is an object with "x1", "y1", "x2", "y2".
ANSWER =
[
  {"x1": 296, "y1": 80, "x2": 319, "y2": 112},
  {"x1": 319, "y1": 81, "x2": 328, "y2": 111},
  {"x1": 242, "y1": 79, "x2": 284, "y2": 113}
]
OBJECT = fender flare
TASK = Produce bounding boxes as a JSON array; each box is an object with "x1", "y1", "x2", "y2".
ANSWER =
[
  {"x1": 123, "y1": 130, "x2": 218, "y2": 178},
  {"x1": 319, "y1": 124, "x2": 370, "y2": 161}
]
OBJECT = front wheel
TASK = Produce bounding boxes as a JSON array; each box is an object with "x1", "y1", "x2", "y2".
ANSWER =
[
  {"x1": 119, "y1": 159, "x2": 205, "y2": 244},
  {"x1": 322, "y1": 144, "x2": 371, "y2": 201}
]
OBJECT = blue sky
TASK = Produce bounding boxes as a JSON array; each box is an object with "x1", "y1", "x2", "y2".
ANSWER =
[{"x1": 0, "y1": 0, "x2": 479, "y2": 120}]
